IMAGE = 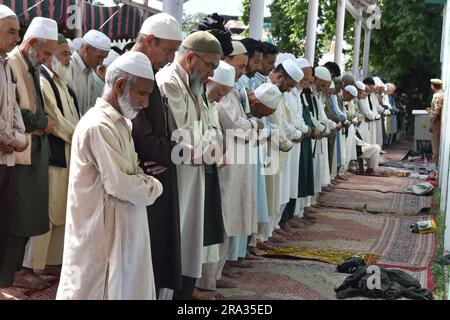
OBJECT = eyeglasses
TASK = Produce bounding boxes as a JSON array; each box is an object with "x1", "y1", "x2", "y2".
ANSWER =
[{"x1": 193, "y1": 52, "x2": 218, "y2": 71}]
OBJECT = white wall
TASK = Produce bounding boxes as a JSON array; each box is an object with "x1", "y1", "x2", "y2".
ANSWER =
[{"x1": 440, "y1": 2, "x2": 450, "y2": 252}]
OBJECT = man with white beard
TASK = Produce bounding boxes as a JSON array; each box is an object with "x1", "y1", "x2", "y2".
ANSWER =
[
  {"x1": 57, "y1": 52, "x2": 163, "y2": 300},
  {"x1": 22, "y1": 34, "x2": 80, "y2": 277}
]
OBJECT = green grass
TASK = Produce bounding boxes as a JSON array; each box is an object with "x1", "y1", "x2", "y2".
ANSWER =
[{"x1": 431, "y1": 187, "x2": 450, "y2": 300}]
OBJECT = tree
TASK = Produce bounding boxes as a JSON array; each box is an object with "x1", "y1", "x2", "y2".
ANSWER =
[
  {"x1": 242, "y1": 0, "x2": 354, "y2": 64},
  {"x1": 243, "y1": 0, "x2": 444, "y2": 108},
  {"x1": 370, "y1": 0, "x2": 444, "y2": 109},
  {"x1": 182, "y1": 12, "x2": 208, "y2": 34}
]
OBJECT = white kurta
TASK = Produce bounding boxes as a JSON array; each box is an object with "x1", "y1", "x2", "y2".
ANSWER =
[
  {"x1": 369, "y1": 93, "x2": 383, "y2": 146},
  {"x1": 56, "y1": 99, "x2": 163, "y2": 300},
  {"x1": 356, "y1": 98, "x2": 374, "y2": 144},
  {"x1": 316, "y1": 93, "x2": 333, "y2": 187},
  {"x1": 356, "y1": 135, "x2": 381, "y2": 170},
  {"x1": 216, "y1": 89, "x2": 257, "y2": 237}
]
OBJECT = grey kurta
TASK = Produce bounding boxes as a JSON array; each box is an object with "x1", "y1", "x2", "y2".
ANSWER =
[{"x1": 57, "y1": 99, "x2": 163, "y2": 300}]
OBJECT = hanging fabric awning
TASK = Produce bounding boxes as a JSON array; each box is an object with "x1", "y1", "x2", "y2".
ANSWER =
[
  {"x1": 0, "y1": 0, "x2": 144, "y2": 41},
  {"x1": 81, "y1": 1, "x2": 143, "y2": 40}
]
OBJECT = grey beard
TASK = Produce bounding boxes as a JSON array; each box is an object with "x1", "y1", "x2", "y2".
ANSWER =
[{"x1": 189, "y1": 69, "x2": 203, "y2": 96}]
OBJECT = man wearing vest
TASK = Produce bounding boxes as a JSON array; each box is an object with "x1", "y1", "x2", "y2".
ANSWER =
[{"x1": 23, "y1": 34, "x2": 80, "y2": 277}]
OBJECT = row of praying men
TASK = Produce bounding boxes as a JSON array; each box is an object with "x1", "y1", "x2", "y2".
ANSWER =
[{"x1": 0, "y1": 6, "x2": 399, "y2": 300}]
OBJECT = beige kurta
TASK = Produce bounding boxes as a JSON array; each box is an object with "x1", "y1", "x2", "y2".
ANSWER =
[
  {"x1": 265, "y1": 94, "x2": 292, "y2": 217},
  {"x1": 69, "y1": 51, "x2": 96, "y2": 116},
  {"x1": 23, "y1": 67, "x2": 80, "y2": 269},
  {"x1": 216, "y1": 89, "x2": 257, "y2": 237},
  {"x1": 0, "y1": 56, "x2": 26, "y2": 166},
  {"x1": 56, "y1": 98, "x2": 162, "y2": 300},
  {"x1": 156, "y1": 61, "x2": 211, "y2": 279}
]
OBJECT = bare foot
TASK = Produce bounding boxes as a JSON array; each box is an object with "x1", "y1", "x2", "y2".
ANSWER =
[
  {"x1": 34, "y1": 265, "x2": 61, "y2": 277},
  {"x1": 256, "y1": 241, "x2": 276, "y2": 251},
  {"x1": 226, "y1": 259, "x2": 254, "y2": 268},
  {"x1": 268, "y1": 234, "x2": 286, "y2": 243},
  {"x1": 304, "y1": 207, "x2": 319, "y2": 214},
  {"x1": 331, "y1": 179, "x2": 341, "y2": 185},
  {"x1": 303, "y1": 212, "x2": 317, "y2": 221},
  {"x1": 13, "y1": 269, "x2": 47, "y2": 290},
  {"x1": 216, "y1": 278, "x2": 237, "y2": 289},
  {"x1": 0, "y1": 287, "x2": 29, "y2": 300},
  {"x1": 280, "y1": 223, "x2": 299, "y2": 234},
  {"x1": 222, "y1": 268, "x2": 242, "y2": 279},
  {"x1": 322, "y1": 186, "x2": 334, "y2": 192},
  {"x1": 192, "y1": 288, "x2": 224, "y2": 300},
  {"x1": 287, "y1": 219, "x2": 307, "y2": 229},
  {"x1": 247, "y1": 246, "x2": 265, "y2": 256},
  {"x1": 274, "y1": 228, "x2": 291, "y2": 237},
  {"x1": 246, "y1": 252, "x2": 264, "y2": 260}
]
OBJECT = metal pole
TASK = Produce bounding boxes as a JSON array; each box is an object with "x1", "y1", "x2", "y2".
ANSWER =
[
  {"x1": 248, "y1": 0, "x2": 265, "y2": 40},
  {"x1": 305, "y1": 0, "x2": 319, "y2": 65},
  {"x1": 362, "y1": 26, "x2": 371, "y2": 78},
  {"x1": 163, "y1": 0, "x2": 183, "y2": 25},
  {"x1": 334, "y1": 0, "x2": 346, "y2": 69},
  {"x1": 352, "y1": 12, "x2": 362, "y2": 78}
]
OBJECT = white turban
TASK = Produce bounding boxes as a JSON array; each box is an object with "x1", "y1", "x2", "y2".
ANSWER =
[
  {"x1": 209, "y1": 60, "x2": 235, "y2": 88},
  {"x1": 110, "y1": 51, "x2": 154, "y2": 80},
  {"x1": 281, "y1": 59, "x2": 304, "y2": 83},
  {"x1": 373, "y1": 76, "x2": 383, "y2": 86},
  {"x1": 83, "y1": 30, "x2": 111, "y2": 52},
  {"x1": 296, "y1": 57, "x2": 311, "y2": 70},
  {"x1": 230, "y1": 41, "x2": 247, "y2": 56},
  {"x1": 355, "y1": 81, "x2": 366, "y2": 91},
  {"x1": 254, "y1": 83, "x2": 282, "y2": 110},
  {"x1": 103, "y1": 50, "x2": 121, "y2": 67},
  {"x1": 344, "y1": 85, "x2": 358, "y2": 97},
  {"x1": 23, "y1": 17, "x2": 58, "y2": 42},
  {"x1": 315, "y1": 66, "x2": 332, "y2": 81},
  {"x1": 0, "y1": 4, "x2": 16, "y2": 20},
  {"x1": 139, "y1": 13, "x2": 183, "y2": 41},
  {"x1": 275, "y1": 53, "x2": 296, "y2": 67}
]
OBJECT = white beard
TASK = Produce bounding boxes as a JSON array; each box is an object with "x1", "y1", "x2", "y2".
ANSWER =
[
  {"x1": 27, "y1": 47, "x2": 41, "y2": 69},
  {"x1": 118, "y1": 91, "x2": 139, "y2": 120},
  {"x1": 51, "y1": 57, "x2": 72, "y2": 84}
]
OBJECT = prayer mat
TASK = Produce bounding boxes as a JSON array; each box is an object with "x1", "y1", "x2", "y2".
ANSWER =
[
  {"x1": 217, "y1": 259, "x2": 431, "y2": 300},
  {"x1": 317, "y1": 189, "x2": 433, "y2": 215},
  {"x1": 283, "y1": 209, "x2": 437, "y2": 270},
  {"x1": 335, "y1": 175, "x2": 421, "y2": 194},
  {"x1": 263, "y1": 247, "x2": 379, "y2": 265}
]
